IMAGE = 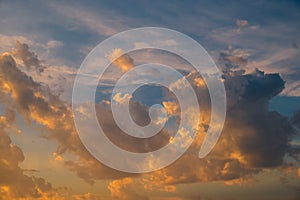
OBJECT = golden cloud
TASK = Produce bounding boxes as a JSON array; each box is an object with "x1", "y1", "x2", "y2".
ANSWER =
[{"x1": 107, "y1": 48, "x2": 134, "y2": 72}]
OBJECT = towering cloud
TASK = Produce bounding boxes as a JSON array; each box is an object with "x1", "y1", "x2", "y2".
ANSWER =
[{"x1": 0, "y1": 42, "x2": 299, "y2": 199}]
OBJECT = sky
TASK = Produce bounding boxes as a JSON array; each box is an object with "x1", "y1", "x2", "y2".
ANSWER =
[{"x1": 0, "y1": 0, "x2": 300, "y2": 199}]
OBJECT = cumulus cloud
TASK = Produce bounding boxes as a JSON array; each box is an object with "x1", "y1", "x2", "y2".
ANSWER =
[
  {"x1": 193, "y1": 77, "x2": 206, "y2": 87},
  {"x1": 107, "y1": 48, "x2": 135, "y2": 72},
  {"x1": 96, "y1": 101, "x2": 171, "y2": 153},
  {"x1": 125, "y1": 70, "x2": 295, "y2": 194},
  {"x1": 113, "y1": 93, "x2": 132, "y2": 104},
  {"x1": 108, "y1": 178, "x2": 149, "y2": 200},
  {"x1": 162, "y1": 101, "x2": 180, "y2": 115},
  {"x1": 0, "y1": 52, "x2": 130, "y2": 185},
  {"x1": 99, "y1": 49, "x2": 299, "y2": 197},
  {"x1": 1, "y1": 43, "x2": 299, "y2": 199},
  {"x1": 0, "y1": 104, "x2": 62, "y2": 199},
  {"x1": 12, "y1": 41, "x2": 45, "y2": 73},
  {"x1": 3, "y1": 44, "x2": 180, "y2": 198},
  {"x1": 222, "y1": 71, "x2": 292, "y2": 168}
]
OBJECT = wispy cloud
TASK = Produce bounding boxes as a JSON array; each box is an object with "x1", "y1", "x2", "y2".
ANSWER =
[{"x1": 49, "y1": 2, "x2": 128, "y2": 36}]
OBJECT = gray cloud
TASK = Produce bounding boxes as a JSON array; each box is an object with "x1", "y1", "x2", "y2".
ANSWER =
[
  {"x1": 12, "y1": 41, "x2": 45, "y2": 73},
  {"x1": 0, "y1": 106, "x2": 59, "y2": 199},
  {"x1": 1, "y1": 43, "x2": 299, "y2": 199}
]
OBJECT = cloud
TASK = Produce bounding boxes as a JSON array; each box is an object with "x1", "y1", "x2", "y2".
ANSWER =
[
  {"x1": 169, "y1": 127, "x2": 193, "y2": 149},
  {"x1": 0, "y1": 52, "x2": 131, "y2": 185},
  {"x1": 0, "y1": 105, "x2": 63, "y2": 199},
  {"x1": 236, "y1": 19, "x2": 248, "y2": 28},
  {"x1": 131, "y1": 52, "x2": 298, "y2": 188},
  {"x1": 0, "y1": 1, "x2": 299, "y2": 198},
  {"x1": 1, "y1": 43, "x2": 299, "y2": 199},
  {"x1": 193, "y1": 77, "x2": 206, "y2": 87},
  {"x1": 113, "y1": 93, "x2": 132, "y2": 104},
  {"x1": 95, "y1": 101, "x2": 170, "y2": 153},
  {"x1": 49, "y1": 2, "x2": 124, "y2": 36},
  {"x1": 73, "y1": 192, "x2": 105, "y2": 200},
  {"x1": 217, "y1": 45, "x2": 300, "y2": 97},
  {"x1": 0, "y1": 34, "x2": 35, "y2": 53},
  {"x1": 107, "y1": 48, "x2": 135, "y2": 72},
  {"x1": 46, "y1": 40, "x2": 64, "y2": 49},
  {"x1": 108, "y1": 178, "x2": 149, "y2": 200},
  {"x1": 12, "y1": 41, "x2": 45, "y2": 73},
  {"x1": 218, "y1": 46, "x2": 249, "y2": 72},
  {"x1": 0, "y1": 43, "x2": 176, "y2": 191},
  {"x1": 291, "y1": 110, "x2": 300, "y2": 129},
  {"x1": 281, "y1": 80, "x2": 300, "y2": 96},
  {"x1": 162, "y1": 101, "x2": 180, "y2": 115},
  {"x1": 95, "y1": 52, "x2": 299, "y2": 198},
  {"x1": 247, "y1": 48, "x2": 298, "y2": 72}
]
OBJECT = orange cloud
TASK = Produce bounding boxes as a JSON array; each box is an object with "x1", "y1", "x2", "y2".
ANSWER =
[
  {"x1": 108, "y1": 178, "x2": 149, "y2": 200},
  {"x1": 193, "y1": 77, "x2": 206, "y2": 87},
  {"x1": 162, "y1": 101, "x2": 180, "y2": 115},
  {"x1": 73, "y1": 192, "x2": 104, "y2": 200},
  {"x1": 113, "y1": 92, "x2": 132, "y2": 104},
  {"x1": 0, "y1": 108, "x2": 64, "y2": 199},
  {"x1": 107, "y1": 48, "x2": 134, "y2": 72},
  {"x1": 1, "y1": 42, "x2": 299, "y2": 200}
]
